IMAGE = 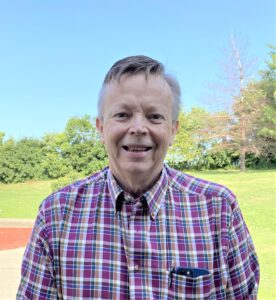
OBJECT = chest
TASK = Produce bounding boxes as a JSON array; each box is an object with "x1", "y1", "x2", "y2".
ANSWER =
[{"x1": 53, "y1": 196, "x2": 221, "y2": 299}]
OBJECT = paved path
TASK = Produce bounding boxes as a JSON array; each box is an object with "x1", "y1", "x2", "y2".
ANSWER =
[
  {"x1": 0, "y1": 247, "x2": 25, "y2": 300},
  {"x1": 0, "y1": 218, "x2": 34, "y2": 228},
  {"x1": 0, "y1": 219, "x2": 34, "y2": 299}
]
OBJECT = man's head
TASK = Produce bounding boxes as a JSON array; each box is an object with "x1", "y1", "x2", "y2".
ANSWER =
[
  {"x1": 96, "y1": 55, "x2": 181, "y2": 195},
  {"x1": 98, "y1": 55, "x2": 181, "y2": 122}
]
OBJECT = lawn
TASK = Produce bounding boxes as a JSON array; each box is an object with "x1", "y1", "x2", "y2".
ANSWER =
[
  {"x1": 187, "y1": 169, "x2": 276, "y2": 300},
  {"x1": 0, "y1": 180, "x2": 51, "y2": 219},
  {"x1": 0, "y1": 170, "x2": 275, "y2": 299}
]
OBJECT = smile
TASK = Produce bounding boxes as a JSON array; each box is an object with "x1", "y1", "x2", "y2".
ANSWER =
[{"x1": 122, "y1": 145, "x2": 152, "y2": 152}]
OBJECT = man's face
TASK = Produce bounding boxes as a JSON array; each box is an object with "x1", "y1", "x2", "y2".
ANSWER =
[{"x1": 96, "y1": 74, "x2": 178, "y2": 184}]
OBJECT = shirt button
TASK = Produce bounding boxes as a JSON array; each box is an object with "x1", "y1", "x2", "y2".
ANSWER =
[
  {"x1": 134, "y1": 264, "x2": 139, "y2": 271},
  {"x1": 137, "y1": 202, "x2": 143, "y2": 208},
  {"x1": 125, "y1": 195, "x2": 132, "y2": 202}
]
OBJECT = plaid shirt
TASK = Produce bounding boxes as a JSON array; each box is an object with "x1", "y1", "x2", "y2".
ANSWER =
[{"x1": 17, "y1": 166, "x2": 259, "y2": 299}]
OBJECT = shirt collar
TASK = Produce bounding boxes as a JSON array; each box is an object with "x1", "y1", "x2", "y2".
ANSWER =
[
  {"x1": 107, "y1": 170, "x2": 124, "y2": 212},
  {"x1": 107, "y1": 166, "x2": 168, "y2": 220}
]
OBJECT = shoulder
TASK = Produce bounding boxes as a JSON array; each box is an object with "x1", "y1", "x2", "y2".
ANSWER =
[
  {"x1": 165, "y1": 166, "x2": 237, "y2": 207},
  {"x1": 39, "y1": 167, "x2": 109, "y2": 219}
]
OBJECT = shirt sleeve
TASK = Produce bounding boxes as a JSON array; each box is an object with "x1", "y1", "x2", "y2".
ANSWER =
[
  {"x1": 16, "y1": 208, "x2": 58, "y2": 299},
  {"x1": 226, "y1": 205, "x2": 260, "y2": 299}
]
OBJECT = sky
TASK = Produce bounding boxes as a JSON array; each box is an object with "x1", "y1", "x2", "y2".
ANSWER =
[{"x1": 0, "y1": 0, "x2": 275, "y2": 140}]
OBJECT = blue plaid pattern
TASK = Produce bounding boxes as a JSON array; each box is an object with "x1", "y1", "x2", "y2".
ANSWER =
[{"x1": 17, "y1": 165, "x2": 259, "y2": 299}]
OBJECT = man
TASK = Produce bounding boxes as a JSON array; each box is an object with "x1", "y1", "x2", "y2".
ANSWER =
[{"x1": 17, "y1": 55, "x2": 259, "y2": 299}]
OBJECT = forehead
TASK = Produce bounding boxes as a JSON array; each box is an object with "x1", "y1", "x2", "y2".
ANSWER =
[{"x1": 102, "y1": 74, "x2": 173, "y2": 105}]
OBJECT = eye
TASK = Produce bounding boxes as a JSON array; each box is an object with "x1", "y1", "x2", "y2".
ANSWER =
[
  {"x1": 147, "y1": 114, "x2": 165, "y2": 123},
  {"x1": 114, "y1": 112, "x2": 129, "y2": 119}
]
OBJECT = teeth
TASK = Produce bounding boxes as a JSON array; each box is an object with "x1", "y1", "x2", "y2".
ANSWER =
[
  {"x1": 129, "y1": 147, "x2": 147, "y2": 152},
  {"x1": 123, "y1": 146, "x2": 151, "y2": 152}
]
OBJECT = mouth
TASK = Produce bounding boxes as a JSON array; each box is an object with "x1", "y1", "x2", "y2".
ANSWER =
[{"x1": 122, "y1": 145, "x2": 152, "y2": 152}]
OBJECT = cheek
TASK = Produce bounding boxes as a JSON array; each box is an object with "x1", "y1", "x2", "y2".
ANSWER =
[
  {"x1": 152, "y1": 129, "x2": 172, "y2": 151},
  {"x1": 103, "y1": 124, "x2": 126, "y2": 147}
]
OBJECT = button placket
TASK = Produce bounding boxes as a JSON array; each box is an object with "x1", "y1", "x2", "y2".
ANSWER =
[{"x1": 129, "y1": 198, "x2": 145, "y2": 271}]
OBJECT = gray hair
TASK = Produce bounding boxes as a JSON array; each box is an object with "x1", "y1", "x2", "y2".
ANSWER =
[{"x1": 98, "y1": 55, "x2": 181, "y2": 121}]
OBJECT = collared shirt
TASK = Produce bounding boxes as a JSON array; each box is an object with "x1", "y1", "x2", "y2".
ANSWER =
[{"x1": 17, "y1": 166, "x2": 259, "y2": 299}]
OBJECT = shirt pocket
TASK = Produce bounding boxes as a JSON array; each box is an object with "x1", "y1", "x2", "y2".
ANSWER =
[{"x1": 168, "y1": 271, "x2": 214, "y2": 300}]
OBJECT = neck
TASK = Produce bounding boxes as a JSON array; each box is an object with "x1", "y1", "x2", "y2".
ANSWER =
[{"x1": 111, "y1": 168, "x2": 162, "y2": 198}]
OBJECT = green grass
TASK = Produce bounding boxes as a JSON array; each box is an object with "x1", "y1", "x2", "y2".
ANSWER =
[
  {"x1": 187, "y1": 170, "x2": 276, "y2": 300},
  {"x1": 0, "y1": 180, "x2": 51, "y2": 218},
  {"x1": 0, "y1": 170, "x2": 275, "y2": 299}
]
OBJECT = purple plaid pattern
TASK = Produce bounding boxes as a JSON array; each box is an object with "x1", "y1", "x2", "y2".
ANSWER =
[{"x1": 17, "y1": 166, "x2": 259, "y2": 299}]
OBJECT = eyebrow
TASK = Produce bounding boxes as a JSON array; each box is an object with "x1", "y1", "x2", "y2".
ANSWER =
[{"x1": 109, "y1": 101, "x2": 167, "y2": 117}]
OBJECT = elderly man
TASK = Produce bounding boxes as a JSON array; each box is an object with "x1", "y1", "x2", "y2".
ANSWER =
[{"x1": 17, "y1": 55, "x2": 259, "y2": 299}]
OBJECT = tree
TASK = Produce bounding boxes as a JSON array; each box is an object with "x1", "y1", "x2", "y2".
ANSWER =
[
  {"x1": 41, "y1": 132, "x2": 72, "y2": 179},
  {"x1": 207, "y1": 35, "x2": 266, "y2": 171},
  {"x1": 0, "y1": 138, "x2": 44, "y2": 183},
  {"x1": 256, "y1": 46, "x2": 276, "y2": 161},
  {"x1": 62, "y1": 115, "x2": 108, "y2": 175},
  {"x1": 0, "y1": 115, "x2": 109, "y2": 183},
  {"x1": 167, "y1": 109, "x2": 201, "y2": 169},
  {"x1": 167, "y1": 108, "x2": 231, "y2": 170},
  {"x1": 42, "y1": 115, "x2": 108, "y2": 177},
  {"x1": 0, "y1": 131, "x2": 5, "y2": 145}
]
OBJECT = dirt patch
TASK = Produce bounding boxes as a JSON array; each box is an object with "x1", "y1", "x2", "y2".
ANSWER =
[{"x1": 0, "y1": 228, "x2": 32, "y2": 250}]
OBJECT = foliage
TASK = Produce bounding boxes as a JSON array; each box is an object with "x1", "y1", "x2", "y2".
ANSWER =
[
  {"x1": 0, "y1": 115, "x2": 108, "y2": 183},
  {"x1": 0, "y1": 138, "x2": 45, "y2": 183},
  {"x1": 256, "y1": 46, "x2": 276, "y2": 160},
  {"x1": 61, "y1": 115, "x2": 108, "y2": 175},
  {"x1": 167, "y1": 108, "x2": 235, "y2": 170},
  {"x1": 204, "y1": 38, "x2": 276, "y2": 171},
  {"x1": 0, "y1": 47, "x2": 275, "y2": 183},
  {"x1": 0, "y1": 131, "x2": 5, "y2": 145},
  {"x1": 43, "y1": 115, "x2": 108, "y2": 177},
  {"x1": 42, "y1": 151, "x2": 72, "y2": 179},
  {"x1": 167, "y1": 108, "x2": 211, "y2": 169},
  {"x1": 51, "y1": 171, "x2": 85, "y2": 192}
]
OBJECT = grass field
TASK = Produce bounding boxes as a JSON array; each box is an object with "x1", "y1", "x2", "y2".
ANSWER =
[
  {"x1": 0, "y1": 180, "x2": 51, "y2": 218},
  {"x1": 0, "y1": 170, "x2": 275, "y2": 299}
]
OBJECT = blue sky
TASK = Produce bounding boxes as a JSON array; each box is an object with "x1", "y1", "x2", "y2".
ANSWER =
[{"x1": 0, "y1": 0, "x2": 275, "y2": 139}]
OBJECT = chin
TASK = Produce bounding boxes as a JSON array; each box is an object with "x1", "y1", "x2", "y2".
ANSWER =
[{"x1": 124, "y1": 164, "x2": 152, "y2": 176}]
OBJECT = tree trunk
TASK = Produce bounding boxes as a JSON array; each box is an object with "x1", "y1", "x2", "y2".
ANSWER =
[
  {"x1": 240, "y1": 105, "x2": 246, "y2": 172},
  {"x1": 240, "y1": 146, "x2": 246, "y2": 172}
]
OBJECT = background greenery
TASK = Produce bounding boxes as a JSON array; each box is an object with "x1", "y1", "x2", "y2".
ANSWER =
[
  {"x1": 0, "y1": 46, "x2": 275, "y2": 184},
  {"x1": 0, "y1": 170, "x2": 275, "y2": 299}
]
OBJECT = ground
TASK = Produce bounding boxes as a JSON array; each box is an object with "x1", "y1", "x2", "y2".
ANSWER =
[
  {"x1": 0, "y1": 219, "x2": 34, "y2": 250},
  {"x1": 0, "y1": 228, "x2": 31, "y2": 250}
]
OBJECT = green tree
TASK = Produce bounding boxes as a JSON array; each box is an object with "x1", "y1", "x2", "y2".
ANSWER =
[
  {"x1": 42, "y1": 132, "x2": 71, "y2": 179},
  {"x1": 0, "y1": 131, "x2": 5, "y2": 145},
  {"x1": 257, "y1": 46, "x2": 276, "y2": 161},
  {"x1": 167, "y1": 108, "x2": 227, "y2": 169},
  {"x1": 0, "y1": 138, "x2": 44, "y2": 183},
  {"x1": 62, "y1": 115, "x2": 108, "y2": 175}
]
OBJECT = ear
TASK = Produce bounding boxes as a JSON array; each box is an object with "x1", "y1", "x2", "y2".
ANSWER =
[
  {"x1": 96, "y1": 117, "x2": 105, "y2": 144},
  {"x1": 169, "y1": 120, "x2": 179, "y2": 146}
]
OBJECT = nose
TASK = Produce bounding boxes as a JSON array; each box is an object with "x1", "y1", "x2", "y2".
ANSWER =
[{"x1": 129, "y1": 115, "x2": 148, "y2": 135}]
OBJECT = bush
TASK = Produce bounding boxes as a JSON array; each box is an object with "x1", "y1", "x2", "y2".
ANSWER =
[
  {"x1": 0, "y1": 139, "x2": 45, "y2": 183},
  {"x1": 51, "y1": 171, "x2": 85, "y2": 192}
]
